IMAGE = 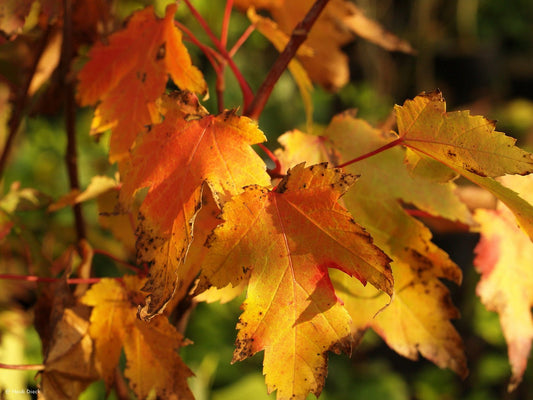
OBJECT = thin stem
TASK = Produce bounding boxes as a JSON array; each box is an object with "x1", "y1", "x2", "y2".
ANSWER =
[
  {"x1": 229, "y1": 24, "x2": 256, "y2": 57},
  {"x1": 93, "y1": 248, "x2": 141, "y2": 273},
  {"x1": 0, "y1": 27, "x2": 51, "y2": 177},
  {"x1": 61, "y1": 0, "x2": 86, "y2": 242},
  {"x1": 245, "y1": 0, "x2": 331, "y2": 120},
  {"x1": 176, "y1": 21, "x2": 223, "y2": 72},
  {"x1": 0, "y1": 363, "x2": 45, "y2": 371},
  {"x1": 221, "y1": 0, "x2": 234, "y2": 48},
  {"x1": 258, "y1": 143, "x2": 283, "y2": 178},
  {"x1": 182, "y1": 0, "x2": 221, "y2": 50},
  {"x1": 336, "y1": 137, "x2": 404, "y2": 168},
  {"x1": 182, "y1": 0, "x2": 254, "y2": 108},
  {"x1": 0, "y1": 274, "x2": 115, "y2": 284}
]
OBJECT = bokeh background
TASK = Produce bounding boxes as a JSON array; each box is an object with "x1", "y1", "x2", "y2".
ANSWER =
[{"x1": 1, "y1": 0, "x2": 533, "y2": 399}]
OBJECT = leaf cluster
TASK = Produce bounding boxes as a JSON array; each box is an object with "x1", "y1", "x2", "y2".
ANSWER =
[{"x1": 0, "y1": 1, "x2": 533, "y2": 400}]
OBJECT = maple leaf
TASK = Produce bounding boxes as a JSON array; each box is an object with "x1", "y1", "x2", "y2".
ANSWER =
[
  {"x1": 81, "y1": 276, "x2": 194, "y2": 399},
  {"x1": 235, "y1": 0, "x2": 413, "y2": 90},
  {"x1": 396, "y1": 90, "x2": 533, "y2": 177},
  {"x1": 77, "y1": 4, "x2": 207, "y2": 161},
  {"x1": 34, "y1": 282, "x2": 98, "y2": 400},
  {"x1": 200, "y1": 163, "x2": 392, "y2": 399},
  {"x1": 119, "y1": 93, "x2": 270, "y2": 319},
  {"x1": 275, "y1": 115, "x2": 469, "y2": 375},
  {"x1": 396, "y1": 91, "x2": 533, "y2": 241},
  {"x1": 473, "y1": 174, "x2": 533, "y2": 391}
]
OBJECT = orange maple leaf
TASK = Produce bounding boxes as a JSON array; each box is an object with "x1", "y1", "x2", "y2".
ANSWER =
[
  {"x1": 199, "y1": 163, "x2": 392, "y2": 399},
  {"x1": 77, "y1": 4, "x2": 207, "y2": 161},
  {"x1": 120, "y1": 93, "x2": 270, "y2": 319},
  {"x1": 81, "y1": 277, "x2": 194, "y2": 399}
]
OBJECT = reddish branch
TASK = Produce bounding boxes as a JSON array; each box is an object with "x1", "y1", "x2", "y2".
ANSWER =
[
  {"x1": 182, "y1": 0, "x2": 254, "y2": 109},
  {"x1": 245, "y1": 0, "x2": 331, "y2": 120},
  {"x1": 61, "y1": 0, "x2": 86, "y2": 243}
]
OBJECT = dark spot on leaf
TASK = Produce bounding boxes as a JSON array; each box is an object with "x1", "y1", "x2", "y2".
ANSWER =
[
  {"x1": 156, "y1": 42, "x2": 166, "y2": 60},
  {"x1": 136, "y1": 71, "x2": 147, "y2": 82}
]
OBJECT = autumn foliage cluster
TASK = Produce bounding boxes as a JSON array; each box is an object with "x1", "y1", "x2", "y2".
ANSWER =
[{"x1": 1, "y1": 0, "x2": 533, "y2": 399}]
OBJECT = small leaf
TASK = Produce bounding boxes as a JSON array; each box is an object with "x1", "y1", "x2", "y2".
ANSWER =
[
  {"x1": 77, "y1": 4, "x2": 207, "y2": 161},
  {"x1": 81, "y1": 277, "x2": 194, "y2": 399},
  {"x1": 396, "y1": 90, "x2": 533, "y2": 177}
]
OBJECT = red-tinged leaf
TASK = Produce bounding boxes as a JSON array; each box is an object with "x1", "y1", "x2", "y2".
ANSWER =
[
  {"x1": 474, "y1": 175, "x2": 533, "y2": 391},
  {"x1": 120, "y1": 93, "x2": 269, "y2": 319},
  {"x1": 396, "y1": 90, "x2": 533, "y2": 177},
  {"x1": 77, "y1": 4, "x2": 207, "y2": 161},
  {"x1": 275, "y1": 117, "x2": 469, "y2": 375},
  {"x1": 81, "y1": 277, "x2": 194, "y2": 399},
  {"x1": 200, "y1": 163, "x2": 392, "y2": 399}
]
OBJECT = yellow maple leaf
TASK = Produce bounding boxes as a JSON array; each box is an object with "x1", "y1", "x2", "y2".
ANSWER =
[
  {"x1": 275, "y1": 114, "x2": 469, "y2": 376},
  {"x1": 81, "y1": 276, "x2": 194, "y2": 399},
  {"x1": 200, "y1": 163, "x2": 392, "y2": 399}
]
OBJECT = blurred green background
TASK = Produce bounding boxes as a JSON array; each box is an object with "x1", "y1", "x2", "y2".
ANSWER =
[{"x1": 1, "y1": 0, "x2": 533, "y2": 399}]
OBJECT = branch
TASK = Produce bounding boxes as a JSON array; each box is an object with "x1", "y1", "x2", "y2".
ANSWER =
[
  {"x1": 61, "y1": 0, "x2": 86, "y2": 243},
  {"x1": 0, "y1": 28, "x2": 51, "y2": 177},
  {"x1": 221, "y1": 0, "x2": 234, "y2": 48},
  {"x1": 245, "y1": 0, "x2": 331, "y2": 120},
  {"x1": 182, "y1": 0, "x2": 254, "y2": 109}
]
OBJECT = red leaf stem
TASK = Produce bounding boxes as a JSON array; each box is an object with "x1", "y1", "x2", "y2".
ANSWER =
[
  {"x1": 229, "y1": 24, "x2": 256, "y2": 57},
  {"x1": 336, "y1": 137, "x2": 404, "y2": 168},
  {"x1": 182, "y1": 0, "x2": 254, "y2": 109},
  {"x1": 0, "y1": 274, "x2": 115, "y2": 285},
  {"x1": 0, "y1": 363, "x2": 45, "y2": 371},
  {"x1": 245, "y1": 0, "x2": 331, "y2": 120},
  {"x1": 221, "y1": 0, "x2": 234, "y2": 48},
  {"x1": 258, "y1": 143, "x2": 283, "y2": 178}
]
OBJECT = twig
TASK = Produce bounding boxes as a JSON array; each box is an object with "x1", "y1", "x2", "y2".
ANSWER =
[
  {"x1": 245, "y1": 0, "x2": 331, "y2": 120},
  {"x1": 0, "y1": 363, "x2": 45, "y2": 371},
  {"x1": 0, "y1": 273, "x2": 116, "y2": 284},
  {"x1": 0, "y1": 28, "x2": 51, "y2": 177},
  {"x1": 182, "y1": 0, "x2": 254, "y2": 109},
  {"x1": 221, "y1": 0, "x2": 234, "y2": 48},
  {"x1": 61, "y1": 0, "x2": 86, "y2": 243},
  {"x1": 336, "y1": 137, "x2": 404, "y2": 168},
  {"x1": 93, "y1": 248, "x2": 141, "y2": 273}
]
